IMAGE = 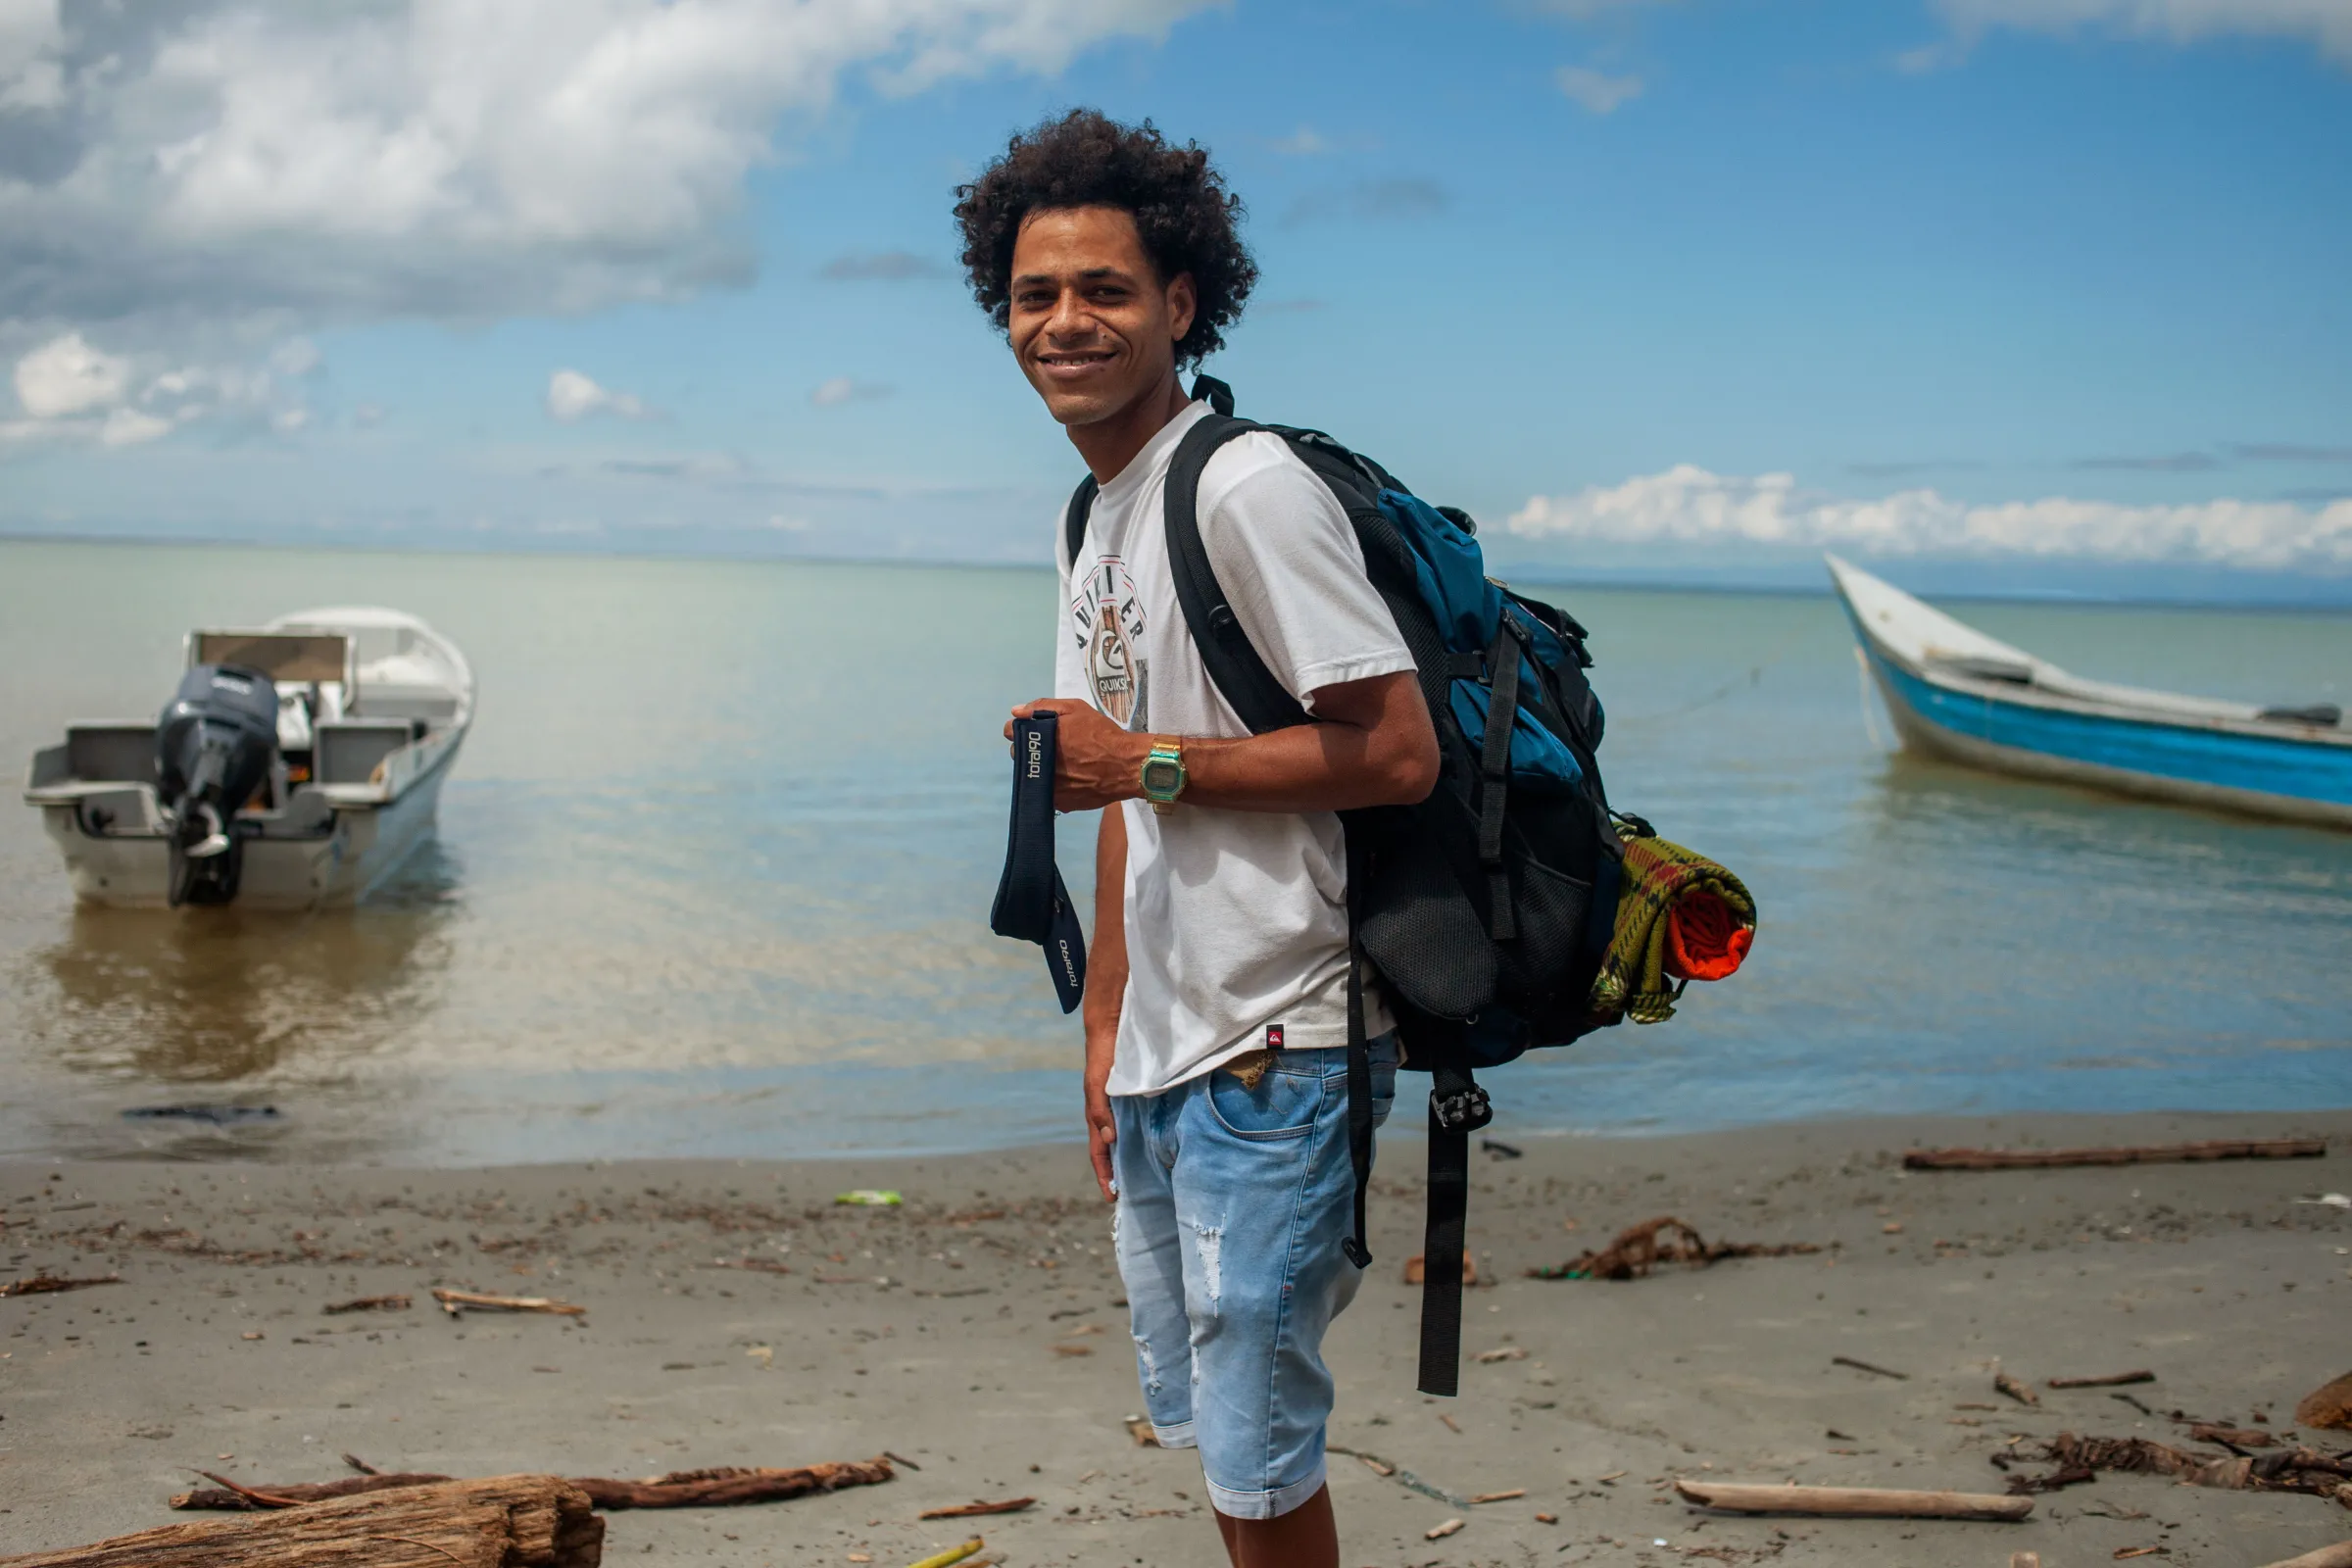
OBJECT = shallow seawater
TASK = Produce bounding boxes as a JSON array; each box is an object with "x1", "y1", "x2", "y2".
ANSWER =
[{"x1": 2, "y1": 538, "x2": 2347, "y2": 1164}]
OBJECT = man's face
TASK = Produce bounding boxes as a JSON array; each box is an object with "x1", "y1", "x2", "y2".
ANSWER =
[{"x1": 1007, "y1": 206, "x2": 1197, "y2": 427}]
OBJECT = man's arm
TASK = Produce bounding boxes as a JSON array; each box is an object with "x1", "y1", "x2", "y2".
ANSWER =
[
  {"x1": 1009, "y1": 668, "x2": 1438, "y2": 815},
  {"x1": 1082, "y1": 806, "x2": 1129, "y2": 1202}
]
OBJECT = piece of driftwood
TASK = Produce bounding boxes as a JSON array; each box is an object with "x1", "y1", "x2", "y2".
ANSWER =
[
  {"x1": 1902, "y1": 1138, "x2": 2326, "y2": 1171},
  {"x1": 1425, "y1": 1518, "x2": 1465, "y2": 1540},
  {"x1": 324, "y1": 1295, "x2": 412, "y2": 1314},
  {"x1": 2011, "y1": 1554, "x2": 2041, "y2": 1568},
  {"x1": 175, "y1": 1459, "x2": 896, "y2": 1512},
  {"x1": 2047, "y1": 1370, "x2": 2154, "y2": 1389},
  {"x1": 2298, "y1": 1372, "x2": 2352, "y2": 1432},
  {"x1": 1529, "y1": 1216, "x2": 1823, "y2": 1281},
  {"x1": 2187, "y1": 1423, "x2": 2278, "y2": 1448},
  {"x1": 917, "y1": 1497, "x2": 1033, "y2": 1520},
  {"x1": 1832, "y1": 1355, "x2": 1909, "y2": 1381},
  {"x1": 3, "y1": 1475, "x2": 602, "y2": 1568},
  {"x1": 1673, "y1": 1479, "x2": 2033, "y2": 1521},
  {"x1": 1996, "y1": 1370, "x2": 2040, "y2": 1407},
  {"x1": 2257, "y1": 1545, "x2": 2352, "y2": 1568},
  {"x1": 431, "y1": 1289, "x2": 584, "y2": 1317},
  {"x1": 0, "y1": 1274, "x2": 120, "y2": 1298}
]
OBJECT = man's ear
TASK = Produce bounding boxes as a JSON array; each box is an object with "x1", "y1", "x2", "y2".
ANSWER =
[{"x1": 1166, "y1": 271, "x2": 1198, "y2": 349}]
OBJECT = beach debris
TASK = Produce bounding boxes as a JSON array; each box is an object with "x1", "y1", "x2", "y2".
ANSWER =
[
  {"x1": 2002, "y1": 1432, "x2": 2352, "y2": 1500},
  {"x1": 171, "y1": 1457, "x2": 898, "y2": 1512},
  {"x1": 1832, "y1": 1355, "x2": 1909, "y2": 1381},
  {"x1": 1403, "y1": 1251, "x2": 1478, "y2": 1286},
  {"x1": 1480, "y1": 1137, "x2": 1524, "y2": 1159},
  {"x1": 22, "y1": 1474, "x2": 601, "y2": 1568},
  {"x1": 2048, "y1": 1370, "x2": 2155, "y2": 1389},
  {"x1": 121, "y1": 1104, "x2": 282, "y2": 1125},
  {"x1": 1535, "y1": 1511, "x2": 1559, "y2": 1523},
  {"x1": 2114, "y1": 1549, "x2": 2165, "y2": 1560},
  {"x1": 1123, "y1": 1415, "x2": 1159, "y2": 1447},
  {"x1": 1673, "y1": 1479, "x2": 2032, "y2": 1522},
  {"x1": 343, "y1": 1454, "x2": 380, "y2": 1475},
  {"x1": 1052, "y1": 1344, "x2": 1091, "y2": 1357},
  {"x1": 1996, "y1": 1370, "x2": 2040, "y2": 1407},
  {"x1": 2298, "y1": 1194, "x2": 2351, "y2": 1208},
  {"x1": 706, "y1": 1257, "x2": 793, "y2": 1275},
  {"x1": 2012, "y1": 1555, "x2": 2041, "y2": 1568},
  {"x1": 2256, "y1": 1544, "x2": 2352, "y2": 1568},
  {"x1": 1470, "y1": 1489, "x2": 1526, "y2": 1503},
  {"x1": 904, "y1": 1542, "x2": 985, "y2": 1568},
  {"x1": 2297, "y1": 1372, "x2": 2352, "y2": 1432},
  {"x1": 321, "y1": 1294, "x2": 411, "y2": 1314},
  {"x1": 1426, "y1": 1518, "x2": 1466, "y2": 1540},
  {"x1": 431, "y1": 1287, "x2": 585, "y2": 1317},
  {"x1": 1527, "y1": 1216, "x2": 1823, "y2": 1281},
  {"x1": 1474, "y1": 1346, "x2": 1527, "y2": 1363},
  {"x1": 1901, "y1": 1137, "x2": 2325, "y2": 1171},
  {"x1": 2186, "y1": 1422, "x2": 2277, "y2": 1448},
  {"x1": 1327, "y1": 1446, "x2": 1469, "y2": 1506},
  {"x1": 917, "y1": 1496, "x2": 1033, "y2": 1520},
  {"x1": 836, "y1": 1190, "x2": 903, "y2": 1207},
  {"x1": 0, "y1": 1273, "x2": 120, "y2": 1298}
]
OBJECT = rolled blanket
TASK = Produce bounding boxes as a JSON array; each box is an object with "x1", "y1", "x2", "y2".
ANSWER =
[{"x1": 1588, "y1": 831, "x2": 1757, "y2": 1025}]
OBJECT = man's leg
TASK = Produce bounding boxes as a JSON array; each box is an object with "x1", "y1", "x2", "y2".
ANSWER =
[
  {"x1": 1110, "y1": 1090, "x2": 1199, "y2": 1450},
  {"x1": 1220, "y1": 1483, "x2": 1337, "y2": 1567}
]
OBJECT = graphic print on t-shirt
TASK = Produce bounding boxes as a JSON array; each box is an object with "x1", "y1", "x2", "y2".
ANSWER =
[{"x1": 1072, "y1": 556, "x2": 1150, "y2": 730}]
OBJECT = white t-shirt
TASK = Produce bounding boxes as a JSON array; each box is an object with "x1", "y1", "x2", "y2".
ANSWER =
[{"x1": 1054, "y1": 399, "x2": 1412, "y2": 1098}]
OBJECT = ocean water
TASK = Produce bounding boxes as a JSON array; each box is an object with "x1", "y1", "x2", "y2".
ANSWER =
[{"x1": 2, "y1": 537, "x2": 2347, "y2": 1165}]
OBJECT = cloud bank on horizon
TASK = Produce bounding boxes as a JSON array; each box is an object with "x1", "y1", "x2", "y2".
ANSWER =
[{"x1": 1509, "y1": 466, "x2": 2352, "y2": 571}]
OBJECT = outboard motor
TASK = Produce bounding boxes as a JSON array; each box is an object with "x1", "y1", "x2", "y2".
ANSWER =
[{"x1": 156, "y1": 664, "x2": 278, "y2": 906}]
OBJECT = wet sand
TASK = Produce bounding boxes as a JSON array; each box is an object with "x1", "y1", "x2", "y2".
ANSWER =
[{"x1": 3, "y1": 1109, "x2": 2348, "y2": 1566}]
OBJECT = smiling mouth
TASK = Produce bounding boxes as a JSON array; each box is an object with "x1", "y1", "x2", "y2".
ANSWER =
[{"x1": 1036, "y1": 348, "x2": 1118, "y2": 378}]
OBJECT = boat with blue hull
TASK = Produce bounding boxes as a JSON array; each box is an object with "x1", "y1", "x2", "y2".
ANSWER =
[{"x1": 1827, "y1": 555, "x2": 2352, "y2": 830}]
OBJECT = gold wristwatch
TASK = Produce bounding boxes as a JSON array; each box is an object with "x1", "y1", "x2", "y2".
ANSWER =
[{"x1": 1140, "y1": 737, "x2": 1187, "y2": 814}]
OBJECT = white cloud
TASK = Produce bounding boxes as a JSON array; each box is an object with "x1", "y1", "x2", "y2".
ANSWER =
[
  {"x1": 546, "y1": 368, "x2": 652, "y2": 422},
  {"x1": 1555, "y1": 65, "x2": 1644, "y2": 114},
  {"x1": 100, "y1": 406, "x2": 173, "y2": 447},
  {"x1": 1933, "y1": 0, "x2": 2352, "y2": 64},
  {"x1": 1508, "y1": 465, "x2": 2352, "y2": 570},
  {"x1": 14, "y1": 332, "x2": 130, "y2": 418},
  {"x1": 809, "y1": 376, "x2": 893, "y2": 407},
  {"x1": 0, "y1": 0, "x2": 1216, "y2": 351},
  {"x1": 1268, "y1": 125, "x2": 1330, "y2": 155}
]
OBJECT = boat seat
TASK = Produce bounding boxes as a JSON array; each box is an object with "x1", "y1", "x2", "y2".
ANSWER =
[
  {"x1": 316, "y1": 720, "x2": 416, "y2": 785},
  {"x1": 64, "y1": 725, "x2": 156, "y2": 785}
]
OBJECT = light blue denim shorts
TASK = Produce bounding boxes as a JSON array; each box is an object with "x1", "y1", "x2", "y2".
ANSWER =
[{"x1": 1109, "y1": 1035, "x2": 1398, "y2": 1520}]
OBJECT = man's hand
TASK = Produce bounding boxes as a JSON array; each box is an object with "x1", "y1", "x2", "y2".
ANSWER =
[
  {"x1": 1083, "y1": 1031, "x2": 1118, "y2": 1203},
  {"x1": 1006, "y1": 698, "x2": 1151, "y2": 812}
]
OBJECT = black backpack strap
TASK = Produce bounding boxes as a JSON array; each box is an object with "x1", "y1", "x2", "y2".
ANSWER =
[
  {"x1": 1340, "y1": 833, "x2": 1376, "y2": 1272},
  {"x1": 1476, "y1": 615, "x2": 1525, "y2": 941},
  {"x1": 1163, "y1": 415, "x2": 1311, "y2": 735},
  {"x1": 1416, "y1": 1053, "x2": 1492, "y2": 1397},
  {"x1": 1063, "y1": 474, "x2": 1099, "y2": 574}
]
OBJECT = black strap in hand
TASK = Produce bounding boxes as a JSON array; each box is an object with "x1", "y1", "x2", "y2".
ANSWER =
[{"x1": 989, "y1": 712, "x2": 1087, "y2": 1014}]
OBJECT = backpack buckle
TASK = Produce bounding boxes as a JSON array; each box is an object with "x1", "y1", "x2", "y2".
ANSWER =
[{"x1": 1429, "y1": 1083, "x2": 1493, "y2": 1135}]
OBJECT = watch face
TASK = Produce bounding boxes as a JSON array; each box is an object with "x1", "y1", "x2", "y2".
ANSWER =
[{"x1": 1142, "y1": 759, "x2": 1183, "y2": 797}]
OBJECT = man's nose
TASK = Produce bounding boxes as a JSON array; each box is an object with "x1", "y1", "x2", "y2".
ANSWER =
[{"x1": 1044, "y1": 287, "x2": 1093, "y2": 339}]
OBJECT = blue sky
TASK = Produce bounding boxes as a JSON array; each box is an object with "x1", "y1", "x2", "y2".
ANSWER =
[{"x1": 3, "y1": 0, "x2": 2349, "y2": 597}]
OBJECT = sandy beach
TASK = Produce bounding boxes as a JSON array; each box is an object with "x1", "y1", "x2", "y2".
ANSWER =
[{"x1": 4, "y1": 1108, "x2": 2347, "y2": 1566}]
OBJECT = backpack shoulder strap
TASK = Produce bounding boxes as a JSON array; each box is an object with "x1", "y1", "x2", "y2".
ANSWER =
[
  {"x1": 1062, "y1": 473, "x2": 1099, "y2": 574},
  {"x1": 1164, "y1": 414, "x2": 1312, "y2": 735}
]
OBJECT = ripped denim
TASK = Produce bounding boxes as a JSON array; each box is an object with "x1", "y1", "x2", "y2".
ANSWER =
[{"x1": 1109, "y1": 1036, "x2": 1398, "y2": 1520}]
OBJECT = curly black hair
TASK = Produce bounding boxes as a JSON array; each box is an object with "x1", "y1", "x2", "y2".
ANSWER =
[{"x1": 955, "y1": 109, "x2": 1256, "y2": 367}]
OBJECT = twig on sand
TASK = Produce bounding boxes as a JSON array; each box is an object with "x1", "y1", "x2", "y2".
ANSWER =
[
  {"x1": 322, "y1": 1294, "x2": 411, "y2": 1314},
  {"x1": 0, "y1": 1274, "x2": 120, "y2": 1298},
  {"x1": 1674, "y1": 1479, "x2": 2032, "y2": 1522},
  {"x1": 2047, "y1": 1370, "x2": 2154, "y2": 1389},
  {"x1": 1470, "y1": 1489, "x2": 1526, "y2": 1504},
  {"x1": 1425, "y1": 1518, "x2": 1465, "y2": 1540},
  {"x1": 1326, "y1": 1446, "x2": 1469, "y2": 1507},
  {"x1": 1996, "y1": 1370, "x2": 2041, "y2": 1407},
  {"x1": 430, "y1": 1287, "x2": 585, "y2": 1317},
  {"x1": 1901, "y1": 1138, "x2": 2324, "y2": 1171},
  {"x1": 918, "y1": 1497, "x2": 1032, "y2": 1520},
  {"x1": 905, "y1": 1542, "x2": 985, "y2": 1568},
  {"x1": 190, "y1": 1471, "x2": 308, "y2": 1508},
  {"x1": 1530, "y1": 1217, "x2": 1823, "y2": 1281},
  {"x1": 1831, "y1": 1355, "x2": 1909, "y2": 1381},
  {"x1": 172, "y1": 1458, "x2": 899, "y2": 1512}
]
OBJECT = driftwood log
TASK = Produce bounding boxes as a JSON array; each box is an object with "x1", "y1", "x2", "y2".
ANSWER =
[
  {"x1": 2005, "y1": 1432, "x2": 2352, "y2": 1499},
  {"x1": 1902, "y1": 1138, "x2": 2325, "y2": 1171},
  {"x1": 2258, "y1": 1546, "x2": 2352, "y2": 1568},
  {"x1": 1528, "y1": 1217, "x2": 1823, "y2": 1281},
  {"x1": 1, "y1": 1475, "x2": 601, "y2": 1568},
  {"x1": 172, "y1": 1458, "x2": 896, "y2": 1512},
  {"x1": 1673, "y1": 1479, "x2": 2033, "y2": 1521},
  {"x1": 2046, "y1": 1369, "x2": 2154, "y2": 1389}
]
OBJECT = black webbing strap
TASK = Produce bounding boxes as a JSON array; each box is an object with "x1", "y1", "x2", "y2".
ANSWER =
[
  {"x1": 1416, "y1": 1055, "x2": 1492, "y2": 1397},
  {"x1": 1164, "y1": 415, "x2": 1313, "y2": 736},
  {"x1": 988, "y1": 711, "x2": 1087, "y2": 1014},
  {"x1": 1062, "y1": 474, "x2": 1100, "y2": 575},
  {"x1": 1475, "y1": 617, "x2": 1522, "y2": 941},
  {"x1": 1340, "y1": 831, "x2": 1374, "y2": 1271}
]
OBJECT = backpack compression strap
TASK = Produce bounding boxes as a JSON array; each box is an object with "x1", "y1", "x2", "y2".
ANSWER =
[
  {"x1": 988, "y1": 711, "x2": 1087, "y2": 1014},
  {"x1": 1416, "y1": 1054, "x2": 1493, "y2": 1397}
]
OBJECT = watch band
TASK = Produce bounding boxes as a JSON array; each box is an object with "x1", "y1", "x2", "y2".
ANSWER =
[{"x1": 1142, "y1": 737, "x2": 1186, "y2": 814}]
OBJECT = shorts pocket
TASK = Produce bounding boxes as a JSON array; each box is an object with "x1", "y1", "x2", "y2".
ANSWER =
[{"x1": 1204, "y1": 1062, "x2": 1326, "y2": 1142}]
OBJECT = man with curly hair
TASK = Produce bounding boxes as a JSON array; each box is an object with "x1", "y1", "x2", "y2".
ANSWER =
[{"x1": 963, "y1": 110, "x2": 1440, "y2": 1567}]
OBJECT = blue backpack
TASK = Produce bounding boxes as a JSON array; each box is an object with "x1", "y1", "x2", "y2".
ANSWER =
[{"x1": 1065, "y1": 375, "x2": 1629, "y2": 1395}]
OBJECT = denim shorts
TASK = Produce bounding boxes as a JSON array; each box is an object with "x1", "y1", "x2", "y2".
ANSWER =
[{"x1": 1109, "y1": 1036, "x2": 1398, "y2": 1520}]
